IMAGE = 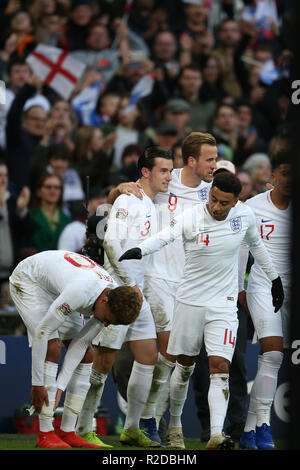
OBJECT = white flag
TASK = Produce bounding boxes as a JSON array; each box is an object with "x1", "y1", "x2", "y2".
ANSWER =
[{"x1": 26, "y1": 44, "x2": 86, "y2": 99}]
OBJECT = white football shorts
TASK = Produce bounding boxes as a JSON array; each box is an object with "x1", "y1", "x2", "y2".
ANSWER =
[
  {"x1": 143, "y1": 276, "x2": 178, "y2": 332},
  {"x1": 167, "y1": 301, "x2": 238, "y2": 362},
  {"x1": 9, "y1": 280, "x2": 84, "y2": 347},
  {"x1": 247, "y1": 289, "x2": 290, "y2": 348},
  {"x1": 92, "y1": 295, "x2": 157, "y2": 349}
]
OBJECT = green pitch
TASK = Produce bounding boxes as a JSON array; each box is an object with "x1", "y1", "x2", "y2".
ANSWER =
[{"x1": 0, "y1": 434, "x2": 286, "y2": 450}]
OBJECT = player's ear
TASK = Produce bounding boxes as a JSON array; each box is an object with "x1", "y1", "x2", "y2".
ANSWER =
[{"x1": 141, "y1": 167, "x2": 150, "y2": 178}]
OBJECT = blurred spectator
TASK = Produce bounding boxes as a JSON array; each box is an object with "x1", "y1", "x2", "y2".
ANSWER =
[
  {"x1": 100, "y1": 96, "x2": 153, "y2": 169},
  {"x1": 63, "y1": 0, "x2": 95, "y2": 51},
  {"x1": 28, "y1": 0, "x2": 58, "y2": 23},
  {"x1": 128, "y1": 0, "x2": 168, "y2": 44},
  {"x1": 46, "y1": 99, "x2": 77, "y2": 152},
  {"x1": 69, "y1": 21, "x2": 127, "y2": 85},
  {"x1": 236, "y1": 168, "x2": 255, "y2": 202},
  {"x1": 110, "y1": 143, "x2": 142, "y2": 185},
  {"x1": 175, "y1": 64, "x2": 216, "y2": 131},
  {"x1": 200, "y1": 55, "x2": 225, "y2": 103},
  {"x1": 0, "y1": 160, "x2": 35, "y2": 295},
  {"x1": 162, "y1": 98, "x2": 192, "y2": 140},
  {"x1": 97, "y1": 92, "x2": 121, "y2": 125},
  {"x1": 30, "y1": 142, "x2": 85, "y2": 214},
  {"x1": 87, "y1": 185, "x2": 108, "y2": 215},
  {"x1": 33, "y1": 3, "x2": 69, "y2": 47},
  {"x1": 154, "y1": 120, "x2": 178, "y2": 149},
  {"x1": 7, "y1": 9, "x2": 36, "y2": 57},
  {"x1": 210, "y1": 103, "x2": 238, "y2": 154},
  {"x1": 58, "y1": 199, "x2": 87, "y2": 252},
  {"x1": 234, "y1": 98, "x2": 267, "y2": 166},
  {"x1": 172, "y1": 139, "x2": 184, "y2": 168},
  {"x1": 181, "y1": 1, "x2": 209, "y2": 36},
  {"x1": 26, "y1": 172, "x2": 71, "y2": 252},
  {"x1": 150, "y1": 30, "x2": 180, "y2": 92},
  {"x1": 0, "y1": 57, "x2": 31, "y2": 148},
  {"x1": 73, "y1": 126, "x2": 114, "y2": 188},
  {"x1": 268, "y1": 122, "x2": 294, "y2": 159},
  {"x1": 242, "y1": 152, "x2": 272, "y2": 195},
  {"x1": 208, "y1": 0, "x2": 245, "y2": 33},
  {"x1": 211, "y1": 18, "x2": 251, "y2": 98},
  {"x1": 5, "y1": 74, "x2": 49, "y2": 192}
]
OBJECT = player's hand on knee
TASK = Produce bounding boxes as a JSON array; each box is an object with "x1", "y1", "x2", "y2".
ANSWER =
[
  {"x1": 54, "y1": 389, "x2": 63, "y2": 411},
  {"x1": 31, "y1": 386, "x2": 49, "y2": 414},
  {"x1": 271, "y1": 276, "x2": 284, "y2": 313},
  {"x1": 119, "y1": 247, "x2": 142, "y2": 261}
]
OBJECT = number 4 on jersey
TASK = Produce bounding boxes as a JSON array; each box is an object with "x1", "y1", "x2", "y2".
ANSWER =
[{"x1": 196, "y1": 232, "x2": 210, "y2": 246}]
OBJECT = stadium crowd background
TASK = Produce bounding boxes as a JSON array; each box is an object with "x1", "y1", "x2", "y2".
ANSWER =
[
  {"x1": 0, "y1": 0, "x2": 296, "y2": 345},
  {"x1": 1, "y1": 0, "x2": 300, "y2": 448}
]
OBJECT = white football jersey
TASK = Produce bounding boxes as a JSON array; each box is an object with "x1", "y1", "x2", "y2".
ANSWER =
[
  {"x1": 10, "y1": 250, "x2": 118, "y2": 317},
  {"x1": 104, "y1": 190, "x2": 157, "y2": 289},
  {"x1": 245, "y1": 190, "x2": 291, "y2": 292},
  {"x1": 139, "y1": 202, "x2": 278, "y2": 308},
  {"x1": 145, "y1": 168, "x2": 211, "y2": 283}
]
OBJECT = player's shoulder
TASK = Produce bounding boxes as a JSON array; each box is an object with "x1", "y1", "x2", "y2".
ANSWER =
[
  {"x1": 231, "y1": 201, "x2": 254, "y2": 218},
  {"x1": 244, "y1": 191, "x2": 269, "y2": 208}
]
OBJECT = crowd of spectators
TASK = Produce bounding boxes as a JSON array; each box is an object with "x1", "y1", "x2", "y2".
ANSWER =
[{"x1": 0, "y1": 0, "x2": 296, "y2": 313}]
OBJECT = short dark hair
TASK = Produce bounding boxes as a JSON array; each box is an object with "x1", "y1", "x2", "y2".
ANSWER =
[
  {"x1": 137, "y1": 146, "x2": 174, "y2": 176},
  {"x1": 212, "y1": 171, "x2": 242, "y2": 197},
  {"x1": 7, "y1": 56, "x2": 30, "y2": 76},
  {"x1": 48, "y1": 143, "x2": 71, "y2": 161},
  {"x1": 271, "y1": 149, "x2": 292, "y2": 171}
]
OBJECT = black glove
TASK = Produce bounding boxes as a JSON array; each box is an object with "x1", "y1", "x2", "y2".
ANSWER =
[
  {"x1": 119, "y1": 247, "x2": 142, "y2": 261},
  {"x1": 271, "y1": 276, "x2": 284, "y2": 313}
]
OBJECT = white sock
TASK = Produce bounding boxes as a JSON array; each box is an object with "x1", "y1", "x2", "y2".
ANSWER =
[
  {"x1": 61, "y1": 362, "x2": 92, "y2": 432},
  {"x1": 39, "y1": 361, "x2": 58, "y2": 432},
  {"x1": 141, "y1": 353, "x2": 175, "y2": 419},
  {"x1": 124, "y1": 361, "x2": 155, "y2": 430},
  {"x1": 76, "y1": 369, "x2": 108, "y2": 436},
  {"x1": 169, "y1": 362, "x2": 195, "y2": 429},
  {"x1": 208, "y1": 373, "x2": 230, "y2": 436},
  {"x1": 155, "y1": 377, "x2": 171, "y2": 427},
  {"x1": 255, "y1": 351, "x2": 283, "y2": 427},
  {"x1": 244, "y1": 355, "x2": 263, "y2": 432}
]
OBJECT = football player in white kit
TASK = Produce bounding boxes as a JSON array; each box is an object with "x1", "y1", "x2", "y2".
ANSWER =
[
  {"x1": 106, "y1": 132, "x2": 217, "y2": 446},
  {"x1": 119, "y1": 171, "x2": 284, "y2": 450},
  {"x1": 54, "y1": 147, "x2": 174, "y2": 448},
  {"x1": 8, "y1": 250, "x2": 141, "y2": 449},
  {"x1": 238, "y1": 150, "x2": 292, "y2": 450}
]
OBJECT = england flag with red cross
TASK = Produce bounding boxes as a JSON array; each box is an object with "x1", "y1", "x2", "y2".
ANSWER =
[{"x1": 26, "y1": 44, "x2": 86, "y2": 99}]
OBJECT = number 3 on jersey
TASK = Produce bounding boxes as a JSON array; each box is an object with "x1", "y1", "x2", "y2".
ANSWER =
[{"x1": 141, "y1": 220, "x2": 151, "y2": 237}]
